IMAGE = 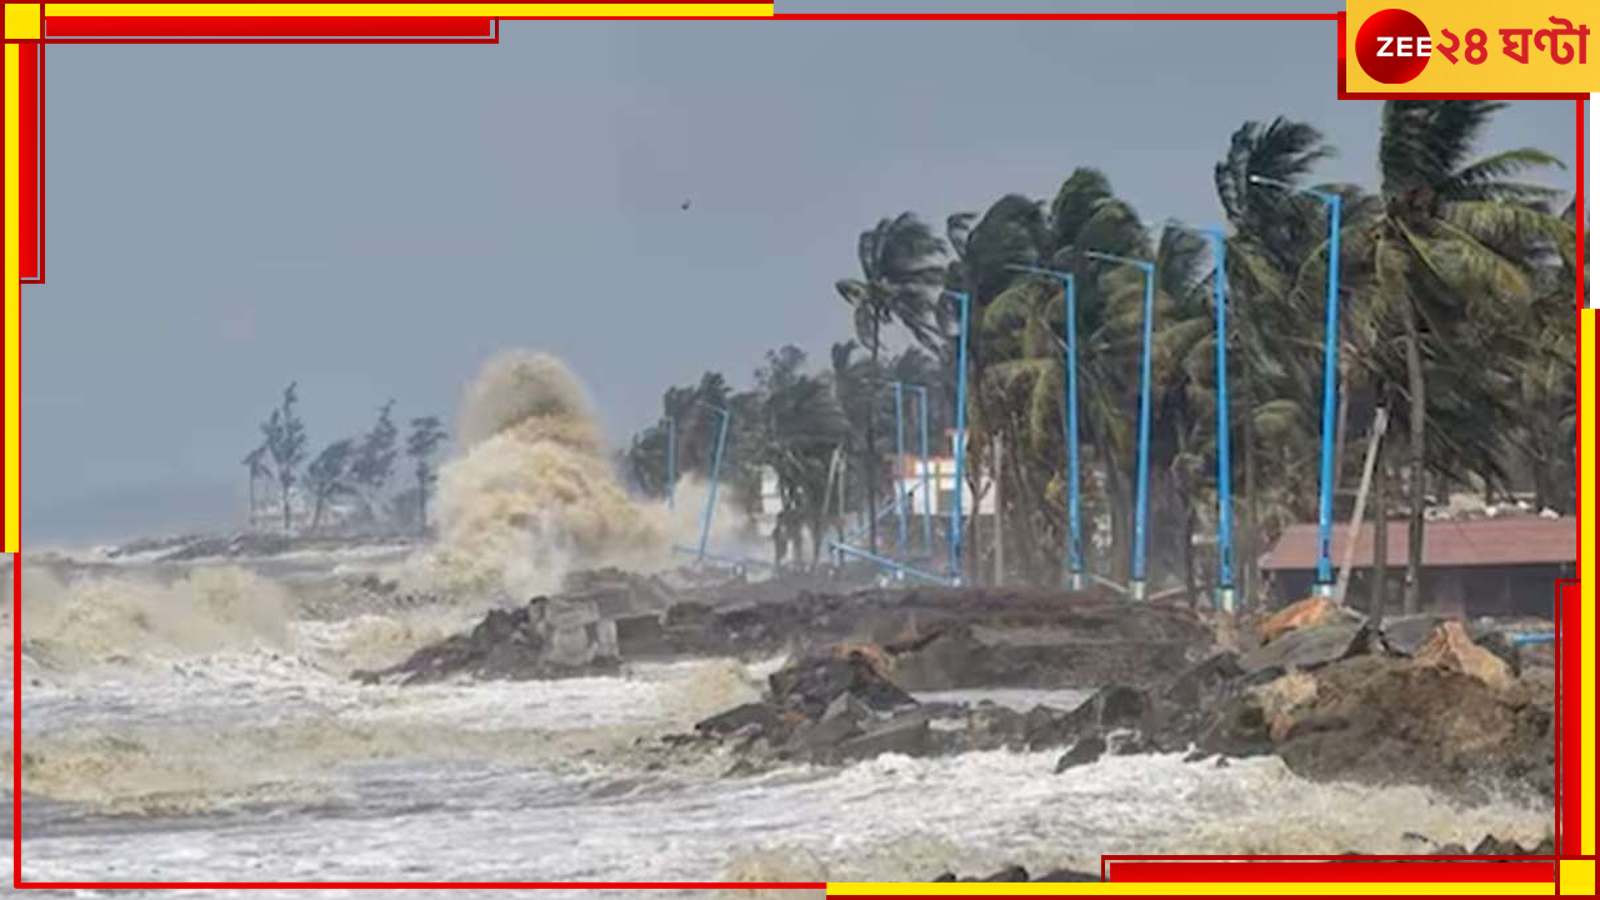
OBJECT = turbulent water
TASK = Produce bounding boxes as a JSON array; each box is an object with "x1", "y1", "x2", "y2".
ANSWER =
[
  {"x1": 2, "y1": 555, "x2": 1555, "y2": 894},
  {"x1": 1, "y1": 351, "x2": 1553, "y2": 894}
]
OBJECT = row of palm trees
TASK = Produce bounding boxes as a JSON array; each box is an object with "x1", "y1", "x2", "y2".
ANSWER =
[{"x1": 626, "y1": 100, "x2": 1579, "y2": 612}]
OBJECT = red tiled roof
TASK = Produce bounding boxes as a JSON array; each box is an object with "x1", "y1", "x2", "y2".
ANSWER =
[{"x1": 1260, "y1": 516, "x2": 1577, "y2": 570}]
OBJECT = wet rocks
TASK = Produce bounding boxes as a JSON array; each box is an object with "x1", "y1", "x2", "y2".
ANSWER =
[
  {"x1": 352, "y1": 596, "x2": 620, "y2": 685},
  {"x1": 929, "y1": 865, "x2": 1098, "y2": 883}
]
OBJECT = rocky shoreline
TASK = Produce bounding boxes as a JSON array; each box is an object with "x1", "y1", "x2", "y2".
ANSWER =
[{"x1": 353, "y1": 576, "x2": 1556, "y2": 806}]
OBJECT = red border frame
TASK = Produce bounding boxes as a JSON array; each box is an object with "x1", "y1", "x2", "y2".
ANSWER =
[{"x1": 2, "y1": 4, "x2": 1588, "y2": 891}]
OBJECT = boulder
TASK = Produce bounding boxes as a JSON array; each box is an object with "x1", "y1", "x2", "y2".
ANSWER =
[
  {"x1": 768, "y1": 652, "x2": 917, "y2": 719},
  {"x1": 695, "y1": 702, "x2": 777, "y2": 737},
  {"x1": 1258, "y1": 597, "x2": 1343, "y2": 642},
  {"x1": 1055, "y1": 734, "x2": 1107, "y2": 772},
  {"x1": 1381, "y1": 615, "x2": 1451, "y2": 656},
  {"x1": 1247, "y1": 670, "x2": 1319, "y2": 726},
  {"x1": 837, "y1": 716, "x2": 932, "y2": 760},
  {"x1": 1411, "y1": 622, "x2": 1513, "y2": 692},
  {"x1": 1034, "y1": 869, "x2": 1099, "y2": 882},
  {"x1": 1239, "y1": 621, "x2": 1364, "y2": 674}
]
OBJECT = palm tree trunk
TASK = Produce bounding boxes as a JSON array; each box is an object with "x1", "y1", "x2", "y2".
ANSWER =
[
  {"x1": 1241, "y1": 350, "x2": 1260, "y2": 612},
  {"x1": 247, "y1": 474, "x2": 257, "y2": 531},
  {"x1": 1370, "y1": 447, "x2": 1389, "y2": 627},
  {"x1": 1402, "y1": 308, "x2": 1427, "y2": 615},
  {"x1": 281, "y1": 477, "x2": 293, "y2": 533},
  {"x1": 866, "y1": 320, "x2": 882, "y2": 556},
  {"x1": 993, "y1": 433, "x2": 1005, "y2": 586}
]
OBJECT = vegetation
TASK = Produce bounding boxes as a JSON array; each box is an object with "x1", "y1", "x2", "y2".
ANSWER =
[
  {"x1": 626, "y1": 100, "x2": 1578, "y2": 612},
  {"x1": 245, "y1": 386, "x2": 446, "y2": 536}
]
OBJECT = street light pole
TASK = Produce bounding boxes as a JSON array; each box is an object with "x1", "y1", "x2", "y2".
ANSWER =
[
  {"x1": 1084, "y1": 250, "x2": 1157, "y2": 602},
  {"x1": 945, "y1": 290, "x2": 972, "y2": 586},
  {"x1": 1250, "y1": 174, "x2": 1343, "y2": 597},
  {"x1": 1168, "y1": 225, "x2": 1236, "y2": 613},
  {"x1": 696, "y1": 401, "x2": 731, "y2": 563},
  {"x1": 1005, "y1": 263, "x2": 1084, "y2": 591},
  {"x1": 893, "y1": 381, "x2": 908, "y2": 556},
  {"x1": 913, "y1": 384, "x2": 933, "y2": 557}
]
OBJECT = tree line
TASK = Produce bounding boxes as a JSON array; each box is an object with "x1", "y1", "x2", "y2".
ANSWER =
[
  {"x1": 243, "y1": 383, "x2": 449, "y2": 535},
  {"x1": 625, "y1": 100, "x2": 1580, "y2": 614}
]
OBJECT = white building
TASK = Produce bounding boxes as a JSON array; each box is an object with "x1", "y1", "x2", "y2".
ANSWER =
[{"x1": 892, "y1": 429, "x2": 996, "y2": 518}]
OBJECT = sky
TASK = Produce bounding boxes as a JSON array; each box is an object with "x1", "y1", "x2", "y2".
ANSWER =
[{"x1": 20, "y1": 1, "x2": 1586, "y2": 545}]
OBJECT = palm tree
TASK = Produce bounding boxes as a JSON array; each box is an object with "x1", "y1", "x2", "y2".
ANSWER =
[
  {"x1": 835, "y1": 212, "x2": 947, "y2": 553},
  {"x1": 242, "y1": 444, "x2": 270, "y2": 530},
  {"x1": 1346, "y1": 100, "x2": 1574, "y2": 612},
  {"x1": 754, "y1": 346, "x2": 849, "y2": 566}
]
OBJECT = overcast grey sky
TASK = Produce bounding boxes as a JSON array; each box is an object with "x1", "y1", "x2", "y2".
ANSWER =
[{"x1": 20, "y1": 4, "x2": 1585, "y2": 545}]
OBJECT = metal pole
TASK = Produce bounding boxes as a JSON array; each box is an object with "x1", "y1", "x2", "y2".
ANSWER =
[
  {"x1": 1062, "y1": 274, "x2": 1084, "y2": 591},
  {"x1": 893, "y1": 381, "x2": 908, "y2": 557},
  {"x1": 1313, "y1": 194, "x2": 1343, "y2": 595},
  {"x1": 1211, "y1": 230, "x2": 1235, "y2": 613},
  {"x1": 949, "y1": 290, "x2": 971, "y2": 586},
  {"x1": 1131, "y1": 263, "x2": 1155, "y2": 602},
  {"x1": 698, "y1": 405, "x2": 730, "y2": 562},
  {"x1": 665, "y1": 417, "x2": 677, "y2": 510},
  {"x1": 1002, "y1": 264, "x2": 1084, "y2": 591},
  {"x1": 915, "y1": 385, "x2": 933, "y2": 557}
]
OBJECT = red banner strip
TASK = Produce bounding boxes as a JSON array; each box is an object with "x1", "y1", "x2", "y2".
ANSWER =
[
  {"x1": 1109, "y1": 862, "x2": 1556, "y2": 883},
  {"x1": 1561, "y1": 581, "x2": 1580, "y2": 854},
  {"x1": 44, "y1": 16, "x2": 496, "y2": 39},
  {"x1": 18, "y1": 42, "x2": 39, "y2": 282}
]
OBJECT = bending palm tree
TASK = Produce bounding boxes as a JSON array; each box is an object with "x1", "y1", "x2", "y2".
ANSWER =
[{"x1": 835, "y1": 212, "x2": 947, "y2": 554}]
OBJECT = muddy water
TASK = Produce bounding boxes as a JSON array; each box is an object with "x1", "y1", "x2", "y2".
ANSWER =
[{"x1": 1, "y1": 559, "x2": 1553, "y2": 895}]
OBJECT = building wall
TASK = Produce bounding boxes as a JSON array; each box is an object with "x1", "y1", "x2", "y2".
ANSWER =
[{"x1": 1267, "y1": 563, "x2": 1566, "y2": 619}]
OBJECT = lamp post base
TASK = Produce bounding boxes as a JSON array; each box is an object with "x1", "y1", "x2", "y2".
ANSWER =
[
  {"x1": 1311, "y1": 581, "x2": 1334, "y2": 599},
  {"x1": 1129, "y1": 579, "x2": 1147, "y2": 602},
  {"x1": 1216, "y1": 586, "x2": 1236, "y2": 614},
  {"x1": 1066, "y1": 571, "x2": 1086, "y2": 592}
]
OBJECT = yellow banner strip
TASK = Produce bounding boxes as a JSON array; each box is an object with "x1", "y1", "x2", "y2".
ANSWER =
[{"x1": 45, "y1": 4, "x2": 773, "y2": 17}]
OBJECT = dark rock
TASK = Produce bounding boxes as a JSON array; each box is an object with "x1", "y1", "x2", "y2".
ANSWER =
[
  {"x1": 1472, "y1": 630, "x2": 1523, "y2": 677},
  {"x1": 1055, "y1": 734, "x2": 1106, "y2": 772},
  {"x1": 1433, "y1": 843, "x2": 1469, "y2": 856},
  {"x1": 695, "y1": 702, "x2": 776, "y2": 736},
  {"x1": 838, "y1": 716, "x2": 932, "y2": 760},
  {"x1": 768, "y1": 653, "x2": 917, "y2": 719},
  {"x1": 980, "y1": 866, "x2": 1028, "y2": 882},
  {"x1": 1471, "y1": 836, "x2": 1526, "y2": 856},
  {"x1": 1381, "y1": 615, "x2": 1450, "y2": 656},
  {"x1": 1034, "y1": 869, "x2": 1099, "y2": 882},
  {"x1": 930, "y1": 873, "x2": 956, "y2": 882},
  {"x1": 1239, "y1": 621, "x2": 1364, "y2": 674}
]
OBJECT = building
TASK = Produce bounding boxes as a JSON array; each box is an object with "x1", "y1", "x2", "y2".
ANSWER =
[
  {"x1": 891, "y1": 428, "x2": 997, "y2": 518},
  {"x1": 1260, "y1": 516, "x2": 1575, "y2": 618}
]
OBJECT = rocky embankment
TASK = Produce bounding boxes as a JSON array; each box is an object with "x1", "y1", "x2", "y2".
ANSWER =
[
  {"x1": 354, "y1": 576, "x2": 1211, "y2": 689},
  {"x1": 354, "y1": 575, "x2": 1554, "y2": 804},
  {"x1": 668, "y1": 596, "x2": 1554, "y2": 803}
]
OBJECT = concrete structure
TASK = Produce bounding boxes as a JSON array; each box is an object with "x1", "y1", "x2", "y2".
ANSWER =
[{"x1": 1260, "y1": 516, "x2": 1575, "y2": 618}]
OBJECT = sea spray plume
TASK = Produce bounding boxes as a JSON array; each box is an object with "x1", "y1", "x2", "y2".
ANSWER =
[
  {"x1": 411, "y1": 350, "x2": 740, "y2": 601},
  {"x1": 13, "y1": 566, "x2": 293, "y2": 669}
]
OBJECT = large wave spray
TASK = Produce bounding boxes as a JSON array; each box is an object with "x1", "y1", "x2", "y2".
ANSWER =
[{"x1": 403, "y1": 350, "x2": 739, "y2": 601}]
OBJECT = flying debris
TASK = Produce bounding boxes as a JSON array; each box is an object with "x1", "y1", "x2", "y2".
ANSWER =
[{"x1": 681, "y1": 200, "x2": 692, "y2": 211}]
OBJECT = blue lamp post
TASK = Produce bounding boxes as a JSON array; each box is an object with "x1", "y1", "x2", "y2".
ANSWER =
[
  {"x1": 1084, "y1": 250, "x2": 1157, "y2": 602},
  {"x1": 911, "y1": 384, "x2": 933, "y2": 557},
  {"x1": 695, "y1": 401, "x2": 731, "y2": 563},
  {"x1": 893, "y1": 381, "x2": 909, "y2": 556},
  {"x1": 944, "y1": 290, "x2": 973, "y2": 586},
  {"x1": 1250, "y1": 174, "x2": 1343, "y2": 597},
  {"x1": 1004, "y1": 263, "x2": 1084, "y2": 592},
  {"x1": 1171, "y1": 225, "x2": 1238, "y2": 613}
]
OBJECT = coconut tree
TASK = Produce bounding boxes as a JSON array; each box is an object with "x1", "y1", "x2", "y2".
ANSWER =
[
  {"x1": 835, "y1": 213, "x2": 947, "y2": 553},
  {"x1": 1344, "y1": 99, "x2": 1574, "y2": 612}
]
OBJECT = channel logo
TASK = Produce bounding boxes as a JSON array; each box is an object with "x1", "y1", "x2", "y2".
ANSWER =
[{"x1": 1355, "y1": 8, "x2": 1433, "y2": 84}]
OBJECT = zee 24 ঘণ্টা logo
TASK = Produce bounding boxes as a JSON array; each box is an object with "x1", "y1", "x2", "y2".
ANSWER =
[{"x1": 1354, "y1": 7, "x2": 1590, "y2": 84}]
